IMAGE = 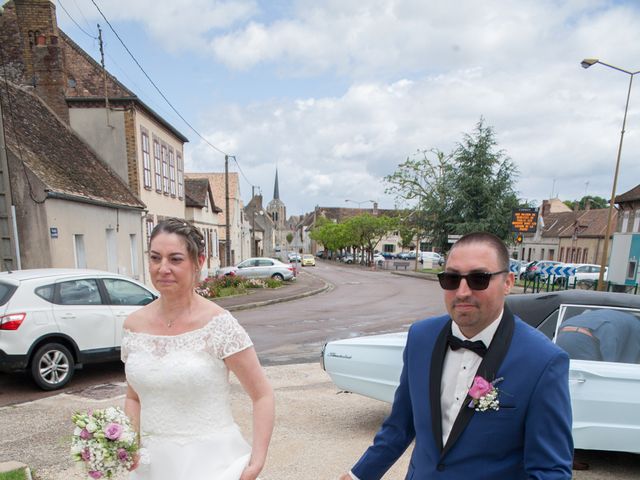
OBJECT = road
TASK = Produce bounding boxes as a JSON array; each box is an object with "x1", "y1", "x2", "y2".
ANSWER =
[
  {"x1": 0, "y1": 261, "x2": 441, "y2": 406},
  {"x1": 236, "y1": 260, "x2": 446, "y2": 364},
  {"x1": 1, "y1": 262, "x2": 639, "y2": 478}
]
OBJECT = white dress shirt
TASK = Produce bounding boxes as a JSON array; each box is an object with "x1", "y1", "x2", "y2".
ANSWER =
[
  {"x1": 440, "y1": 311, "x2": 502, "y2": 444},
  {"x1": 349, "y1": 312, "x2": 503, "y2": 480}
]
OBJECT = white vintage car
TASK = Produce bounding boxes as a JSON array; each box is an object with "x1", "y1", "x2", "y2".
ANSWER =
[{"x1": 322, "y1": 290, "x2": 640, "y2": 453}]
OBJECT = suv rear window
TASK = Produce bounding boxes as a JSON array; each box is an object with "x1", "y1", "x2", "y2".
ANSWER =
[
  {"x1": 35, "y1": 284, "x2": 55, "y2": 302},
  {"x1": 0, "y1": 282, "x2": 17, "y2": 305}
]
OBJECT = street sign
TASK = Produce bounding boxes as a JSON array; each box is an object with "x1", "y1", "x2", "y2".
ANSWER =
[
  {"x1": 539, "y1": 264, "x2": 577, "y2": 277},
  {"x1": 511, "y1": 208, "x2": 538, "y2": 233}
]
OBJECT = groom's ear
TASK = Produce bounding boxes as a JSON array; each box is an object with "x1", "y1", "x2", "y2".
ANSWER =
[{"x1": 504, "y1": 272, "x2": 515, "y2": 294}]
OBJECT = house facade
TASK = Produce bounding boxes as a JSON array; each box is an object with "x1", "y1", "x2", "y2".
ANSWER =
[
  {"x1": 0, "y1": 80, "x2": 145, "y2": 275},
  {"x1": 184, "y1": 177, "x2": 223, "y2": 276},
  {"x1": 186, "y1": 172, "x2": 248, "y2": 267},
  {"x1": 517, "y1": 198, "x2": 615, "y2": 265},
  {"x1": 615, "y1": 185, "x2": 640, "y2": 234},
  {"x1": 0, "y1": 0, "x2": 190, "y2": 283}
]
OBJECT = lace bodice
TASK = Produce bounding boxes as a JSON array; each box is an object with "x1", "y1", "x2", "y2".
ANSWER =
[{"x1": 122, "y1": 312, "x2": 252, "y2": 442}]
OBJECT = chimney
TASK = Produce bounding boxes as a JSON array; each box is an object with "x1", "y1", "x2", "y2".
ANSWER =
[
  {"x1": 13, "y1": 0, "x2": 68, "y2": 122},
  {"x1": 373, "y1": 202, "x2": 378, "y2": 215},
  {"x1": 542, "y1": 199, "x2": 551, "y2": 217},
  {"x1": 584, "y1": 198, "x2": 591, "y2": 211},
  {"x1": 33, "y1": 40, "x2": 68, "y2": 122}
]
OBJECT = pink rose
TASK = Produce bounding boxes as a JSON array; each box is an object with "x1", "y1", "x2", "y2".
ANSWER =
[
  {"x1": 81, "y1": 448, "x2": 91, "y2": 461},
  {"x1": 117, "y1": 448, "x2": 129, "y2": 462},
  {"x1": 468, "y1": 376, "x2": 493, "y2": 399},
  {"x1": 88, "y1": 471, "x2": 103, "y2": 479},
  {"x1": 103, "y1": 423, "x2": 123, "y2": 441},
  {"x1": 80, "y1": 428, "x2": 92, "y2": 440}
]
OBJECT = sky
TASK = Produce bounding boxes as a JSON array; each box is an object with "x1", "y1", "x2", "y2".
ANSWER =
[{"x1": 52, "y1": 0, "x2": 640, "y2": 217}]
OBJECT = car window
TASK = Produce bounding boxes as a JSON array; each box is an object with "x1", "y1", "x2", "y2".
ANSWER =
[
  {"x1": 536, "y1": 310, "x2": 559, "y2": 340},
  {"x1": 258, "y1": 259, "x2": 274, "y2": 266},
  {"x1": 554, "y1": 305, "x2": 640, "y2": 364},
  {"x1": 58, "y1": 279, "x2": 102, "y2": 305},
  {"x1": 0, "y1": 281, "x2": 17, "y2": 305},
  {"x1": 102, "y1": 278, "x2": 155, "y2": 306},
  {"x1": 35, "y1": 284, "x2": 55, "y2": 302}
]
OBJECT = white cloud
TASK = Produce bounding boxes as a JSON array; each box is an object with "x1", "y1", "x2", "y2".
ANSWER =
[{"x1": 60, "y1": 0, "x2": 640, "y2": 214}]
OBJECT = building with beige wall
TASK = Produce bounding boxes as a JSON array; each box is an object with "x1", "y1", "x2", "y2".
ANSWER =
[
  {"x1": 185, "y1": 177, "x2": 223, "y2": 276},
  {"x1": 0, "y1": 80, "x2": 145, "y2": 275}
]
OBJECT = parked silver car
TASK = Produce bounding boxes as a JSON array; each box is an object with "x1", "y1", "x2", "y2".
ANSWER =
[
  {"x1": 0, "y1": 269, "x2": 157, "y2": 390},
  {"x1": 217, "y1": 257, "x2": 295, "y2": 281},
  {"x1": 322, "y1": 290, "x2": 640, "y2": 454}
]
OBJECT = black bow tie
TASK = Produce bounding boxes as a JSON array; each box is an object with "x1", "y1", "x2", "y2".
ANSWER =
[{"x1": 447, "y1": 334, "x2": 488, "y2": 357}]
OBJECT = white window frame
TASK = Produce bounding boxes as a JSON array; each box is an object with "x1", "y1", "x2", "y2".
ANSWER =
[
  {"x1": 141, "y1": 129, "x2": 152, "y2": 189},
  {"x1": 153, "y1": 139, "x2": 162, "y2": 192}
]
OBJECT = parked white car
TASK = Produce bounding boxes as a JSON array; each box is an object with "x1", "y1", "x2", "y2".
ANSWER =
[
  {"x1": 566, "y1": 263, "x2": 608, "y2": 286},
  {"x1": 0, "y1": 269, "x2": 157, "y2": 390},
  {"x1": 217, "y1": 257, "x2": 295, "y2": 281},
  {"x1": 322, "y1": 290, "x2": 640, "y2": 454},
  {"x1": 419, "y1": 251, "x2": 444, "y2": 266}
]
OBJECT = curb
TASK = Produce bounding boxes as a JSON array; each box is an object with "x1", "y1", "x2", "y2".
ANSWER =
[
  {"x1": 226, "y1": 276, "x2": 333, "y2": 312},
  {"x1": 0, "y1": 462, "x2": 33, "y2": 479},
  {"x1": 390, "y1": 270, "x2": 439, "y2": 281}
]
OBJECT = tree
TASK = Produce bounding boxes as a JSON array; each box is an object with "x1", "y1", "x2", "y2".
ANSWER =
[
  {"x1": 309, "y1": 218, "x2": 349, "y2": 255},
  {"x1": 384, "y1": 148, "x2": 453, "y2": 252},
  {"x1": 286, "y1": 232, "x2": 294, "y2": 244},
  {"x1": 344, "y1": 213, "x2": 397, "y2": 264},
  {"x1": 447, "y1": 118, "x2": 520, "y2": 241},
  {"x1": 564, "y1": 195, "x2": 608, "y2": 211}
]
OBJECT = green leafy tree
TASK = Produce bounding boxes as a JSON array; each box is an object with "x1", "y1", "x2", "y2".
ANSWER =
[
  {"x1": 384, "y1": 148, "x2": 453, "y2": 252},
  {"x1": 309, "y1": 218, "x2": 349, "y2": 255},
  {"x1": 286, "y1": 232, "x2": 294, "y2": 244},
  {"x1": 447, "y1": 118, "x2": 520, "y2": 241},
  {"x1": 344, "y1": 214, "x2": 397, "y2": 264},
  {"x1": 564, "y1": 195, "x2": 608, "y2": 211}
]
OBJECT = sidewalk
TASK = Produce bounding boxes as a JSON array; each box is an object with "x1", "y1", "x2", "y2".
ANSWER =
[{"x1": 214, "y1": 270, "x2": 331, "y2": 311}]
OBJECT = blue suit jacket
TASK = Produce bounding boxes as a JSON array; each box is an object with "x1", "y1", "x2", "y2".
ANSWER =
[{"x1": 351, "y1": 308, "x2": 573, "y2": 479}]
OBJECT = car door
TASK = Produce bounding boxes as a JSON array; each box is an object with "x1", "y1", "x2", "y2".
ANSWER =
[
  {"x1": 52, "y1": 278, "x2": 114, "y2": 352},
  {"x1": 101, "y1": 278, "x2": 157, "y2": 346},
  {"x1": 236, "y1": 259, "x2": 259, "y2": 278},
  {"x1": 552, "y1": 304, "x2": 640, "y2": 453},
  {"x1": 256, "y1": 259, "x2": 276, "y2": 278}
]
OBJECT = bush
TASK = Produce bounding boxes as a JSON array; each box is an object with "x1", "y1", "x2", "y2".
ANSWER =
[{"x1": 196, "y1": 275, "x2": 282, "y2": 299}]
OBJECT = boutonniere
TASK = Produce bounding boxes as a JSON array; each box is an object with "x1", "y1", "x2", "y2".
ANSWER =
[{"x1": 467, "y1": 376, "x2": 503, "y2": 412}]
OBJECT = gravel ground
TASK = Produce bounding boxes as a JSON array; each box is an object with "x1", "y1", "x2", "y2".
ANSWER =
[{"x1": 1, "y1": 363, "x2": 638, "y2": 479}]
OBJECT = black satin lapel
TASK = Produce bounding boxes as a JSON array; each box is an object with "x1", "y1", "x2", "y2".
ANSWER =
[
  {"x1": 440, "y1": 307, "x2": 515, "y2": 459},
  {"x1": 429, "y1": 319, "x2": 451, "y2": 452}
]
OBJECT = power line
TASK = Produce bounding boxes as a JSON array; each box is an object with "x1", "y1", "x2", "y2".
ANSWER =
[
  {"x1": 57, "y1": 0, "x2": 97, "y2": 39},
  {"x1": 89, "y1": 0, "x2": 230, "y2": 159}
]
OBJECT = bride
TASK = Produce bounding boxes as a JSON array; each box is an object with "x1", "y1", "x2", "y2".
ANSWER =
[{"x1": 121, "y1": 218, "x2": 274, "y2": 480}]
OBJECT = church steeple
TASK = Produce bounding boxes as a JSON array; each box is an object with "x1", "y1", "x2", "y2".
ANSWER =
[{"x1": 273, "y1": 169, "x2": 280, "y2": 200}]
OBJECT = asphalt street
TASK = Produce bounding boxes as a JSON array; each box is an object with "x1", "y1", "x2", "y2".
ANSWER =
[{"x1": 1, "y1": 260, "x2": 639, "y2": 478}]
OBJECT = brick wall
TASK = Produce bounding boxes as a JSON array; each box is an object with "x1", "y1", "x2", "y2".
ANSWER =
[
  {"x1": 0, "y1": 2, "x2": 27, "y2": 83},
  {"x1": 12, "y1": 0, "x2": 59, "y2": 80},
  {"x1": 124, "y1": 107, "x2": 140, "y2": 193}
]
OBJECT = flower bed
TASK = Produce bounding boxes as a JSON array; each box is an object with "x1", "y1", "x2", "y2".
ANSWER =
[{"x1": 196, "y1": 275, "x2": 283, "y2": 299}]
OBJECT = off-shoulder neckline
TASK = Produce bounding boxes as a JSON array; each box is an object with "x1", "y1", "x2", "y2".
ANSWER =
[{"x1": 123, "y1": 310, "x2": 231, "y2": 338}]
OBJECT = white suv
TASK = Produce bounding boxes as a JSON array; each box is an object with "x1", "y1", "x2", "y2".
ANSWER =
[{"x1": 0, "y1": 269, "x2": 156, "y2": 390}]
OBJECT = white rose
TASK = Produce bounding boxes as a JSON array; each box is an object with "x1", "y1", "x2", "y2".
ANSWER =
[
  {"x1": 73, "y1": 426, "x2": 82, "y2": 436},
  {"x1": 86, "y1": 422, "x2": 98, "y2": 433}
]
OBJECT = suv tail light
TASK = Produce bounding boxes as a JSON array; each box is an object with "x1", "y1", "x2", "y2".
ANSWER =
[{"x1": 0, "y1": 312, "x2": 26, "y2": 330}]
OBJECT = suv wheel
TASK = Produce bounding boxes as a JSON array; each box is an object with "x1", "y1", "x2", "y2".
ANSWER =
[
  {"x1": 31, "y1": 343, "x2": 75, "y2": 390},
  {"x1": 271, "y1": 273, "x2": 284, "y2": 281}
]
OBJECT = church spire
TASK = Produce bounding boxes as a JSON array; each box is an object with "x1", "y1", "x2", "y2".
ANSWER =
[{"x1": 273, "y1": 168, "x2": 280, "y2": 200}]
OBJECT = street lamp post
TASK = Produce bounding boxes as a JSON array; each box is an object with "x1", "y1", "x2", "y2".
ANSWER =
[
  {"x1": 345, "y1": 199, "x2": 375, "y2": 209},
  {"x1": 581, "y1": 58, "x2": 640, "y2": 291}
]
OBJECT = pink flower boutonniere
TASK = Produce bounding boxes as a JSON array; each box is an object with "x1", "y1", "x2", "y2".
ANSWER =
[{"x1": 468, "y1": 376, "x2": 503, "y2": 412}]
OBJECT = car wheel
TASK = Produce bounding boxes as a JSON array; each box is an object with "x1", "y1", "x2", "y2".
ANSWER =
[
  {"x1": 30, "y1": 343, "x2": 75, "y2": 391},
  {"x1": 271, "y1": 273, "x2": 284, "y2": 281}
]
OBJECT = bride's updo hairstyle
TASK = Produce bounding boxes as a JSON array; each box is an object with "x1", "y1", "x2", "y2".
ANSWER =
[{"x1": 149, "y1": 218, "x2": 205, "y2": 266}]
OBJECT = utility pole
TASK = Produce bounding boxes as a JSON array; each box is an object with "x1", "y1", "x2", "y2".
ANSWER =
[
  {"x1": 97, "y1": 25, "x2": 111, "y2": 127},
  {"x1": 225, "y1": 155, "x2": 231, "y2": 266}
]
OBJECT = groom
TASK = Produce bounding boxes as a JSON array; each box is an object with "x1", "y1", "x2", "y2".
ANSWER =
[{"x1": 340, "y1": 232, "x2": 573, "y2": 479}]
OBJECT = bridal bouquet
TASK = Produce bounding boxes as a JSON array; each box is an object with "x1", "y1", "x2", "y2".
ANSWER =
[{"x1": 71, "y1": 406, "x2": 138, "y2": 479}]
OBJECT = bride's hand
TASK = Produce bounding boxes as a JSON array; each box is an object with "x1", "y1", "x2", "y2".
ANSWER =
[
  {"x1": 128, "y1": 453, "x2": 140, "y2": 471},
  {"x1": 239, "y1": 463, "x2": 262, "y2": 480}
]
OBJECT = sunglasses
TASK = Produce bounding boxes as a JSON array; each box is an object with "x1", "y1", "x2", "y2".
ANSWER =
[{"x1": 437, "y1": 270, "x2": 508, "y2": 291}]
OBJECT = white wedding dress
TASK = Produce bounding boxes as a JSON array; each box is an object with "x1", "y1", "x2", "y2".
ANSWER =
[{"x1": 121, "y1": 311, "x2": 254, "y2": 480}]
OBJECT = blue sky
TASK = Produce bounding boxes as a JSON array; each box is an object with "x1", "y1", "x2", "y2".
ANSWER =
[{"x1": 55, "y1": 0, "x2": 640, "y2": 216}]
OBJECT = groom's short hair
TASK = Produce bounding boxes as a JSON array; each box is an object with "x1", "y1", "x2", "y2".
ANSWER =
[{"x1": 447, "y1": 232, "x2": 509, "y2": 271}]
